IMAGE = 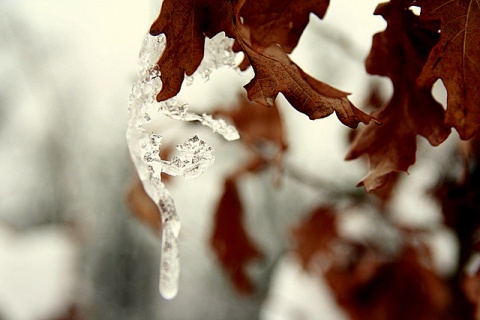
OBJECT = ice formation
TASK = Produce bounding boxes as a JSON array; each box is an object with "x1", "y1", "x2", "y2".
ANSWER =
[{"x1": 126, "y1": 32, "x2": 239, "y2": 299}]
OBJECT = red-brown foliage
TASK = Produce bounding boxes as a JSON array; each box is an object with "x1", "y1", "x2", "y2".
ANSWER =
[{"x1": 126, "y1": 0, "x2": 480, "y2": 317}]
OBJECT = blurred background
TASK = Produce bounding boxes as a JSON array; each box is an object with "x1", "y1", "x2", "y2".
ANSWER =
[{"x1": 0, "y1": 0, "x2": 459, "y2": 319}]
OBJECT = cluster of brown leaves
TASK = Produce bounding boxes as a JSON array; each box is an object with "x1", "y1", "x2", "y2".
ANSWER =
[
  {"x1": 150, "y1": 0, "x2": 376, "y2": 130},
  {"x1": 348, "y1": 0, "x2": 480, "y2": 190},
  {"x1": 149, "y1": 0, "x2": 480, "y2": 192},
  {"x1": 346, "y1": 0, "x2": 450, "y2": 190},
  {"x1": 285, "y1": 133, "x2": 480, "y2": 319}
]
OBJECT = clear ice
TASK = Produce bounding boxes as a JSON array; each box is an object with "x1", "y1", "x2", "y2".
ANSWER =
[{"x1": 126, "y1": 32, "x2": 239, "y2": 299}]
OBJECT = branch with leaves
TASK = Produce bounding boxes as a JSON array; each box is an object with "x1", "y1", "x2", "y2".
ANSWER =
[
  {"x1": 127, "y1": 0, "x2": 480, "y2": 318},
  {"x1": 148, "y1": 0, "x2": 479, "y2": 190}
]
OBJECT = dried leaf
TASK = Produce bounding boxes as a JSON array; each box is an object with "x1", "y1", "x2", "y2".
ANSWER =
[
  {"x1": 346, "y1": 0, "x2": 450, "y2": 191},
  {"x1": 210, "y1": 178, "x2": 262, "y2": 294},
  {"x1": 149, "y1": 0, "x2": 235, "y2": 101},
  {"x1": 417, "y1": 0, "x2": 480, "y2": 139},
  {"x1": 235, "y1": 25, "x2": 376, "y2": 128},
  {"x1": 239, "y1": 0, "x2": 329, "y2": 52}
]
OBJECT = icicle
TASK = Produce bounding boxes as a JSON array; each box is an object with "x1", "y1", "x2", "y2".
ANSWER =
[
  {"x1": 157, "y1": 188, "x2": 180, "y2": 300},
  {"x1": 126, "y1": 32, "x2": 240, "y2": 299},
  {"x1": 160, "y1": 220, "x2": 180, "y2": 299}
]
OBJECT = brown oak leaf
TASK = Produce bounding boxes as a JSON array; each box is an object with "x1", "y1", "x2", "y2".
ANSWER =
[
  {"x1": 235, "y1": 25, "x2": 376, "y2": 128},
  {"x1": 239, "y1": 0, "x2": 330, "y2": 52},
  {"x1": 149, "y1": 0, "x2": 236, "y2": 101},
  {"x1": 417, "y1": 0, "x2": 480, "y2": 139},
  {"x1": 210, "y1": 178, "x2": 262, "y2": 294},
  {"x1": 346, "y1": 0, "x2": 450, "y2": 191}
]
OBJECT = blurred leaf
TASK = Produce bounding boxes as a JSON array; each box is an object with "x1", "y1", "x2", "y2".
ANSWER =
[
  {"x1": 210, "y1": 178, "x2": 262, "y2": 294},
  {"x1": 346, "y1": 0, "x2": 449, "y2": 191},
  {"x1": 291, "y1": 206, "x2": 338, "y2": 269}
]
